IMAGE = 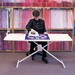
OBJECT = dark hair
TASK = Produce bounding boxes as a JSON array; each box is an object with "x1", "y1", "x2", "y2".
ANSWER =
[{"x1": 32, "y1": 10, "x2": 40, "y2": 17}]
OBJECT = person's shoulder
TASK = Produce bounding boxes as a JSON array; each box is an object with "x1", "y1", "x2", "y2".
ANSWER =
[
  {"x1": 29, "y1": 19, "x2": 34, "y2": 21},
  {"x1": 39, "y1": 19, "x2": 45, "y2": 22},
  {"x1": 28, "y1": 19, "x2": 35, "y2": 23},
  {"x1": 39, "y1": 19, "x2": 44, "y2": 21}
]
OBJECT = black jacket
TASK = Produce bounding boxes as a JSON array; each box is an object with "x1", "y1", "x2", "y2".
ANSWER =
[{"x1": 26, "y1": 19, "x2": 46, "y2": 34}]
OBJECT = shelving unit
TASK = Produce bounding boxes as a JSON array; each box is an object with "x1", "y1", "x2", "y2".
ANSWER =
[{"x1": 0, "y1": 0, "x2": 74, "y2": 52}]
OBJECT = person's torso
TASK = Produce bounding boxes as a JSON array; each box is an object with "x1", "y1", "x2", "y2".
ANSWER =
[{"x1": 31, "y1": 19, "x2": 45, "y2": 34}]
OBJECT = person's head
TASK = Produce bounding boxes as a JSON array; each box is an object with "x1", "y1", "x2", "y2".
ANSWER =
[{"x1": 32, "y1": 10, "x2": 40, "y2": 20}]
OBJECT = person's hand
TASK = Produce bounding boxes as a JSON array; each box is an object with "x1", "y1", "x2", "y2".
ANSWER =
[
  {"x1": 30, "y1": 29, "x2": 36, "y2": 34},
  {"x1": 44, "y1": 32, "x2": 48, "y2": 34},
  {"x1": 31, "y1": 29, "x2": 35, "y2": 32}
]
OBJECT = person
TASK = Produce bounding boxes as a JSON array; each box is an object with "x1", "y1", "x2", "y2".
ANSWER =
[{"x1": 26, "y1": 10, "x2": 49, "y2": 64}]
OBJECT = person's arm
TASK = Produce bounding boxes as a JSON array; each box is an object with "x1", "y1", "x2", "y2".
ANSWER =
[
  {"x1": 26, "y1": 19, "x2": 36, "y2": 34},
  {"x1": 43, "y1": 20, "x2": 47, "y2": 34},
  {"x1": 43, "y1": 20, "x2": 48, "y2": 34},
  {"x1": 26, "y1": 19, "x2": 32, "y2": 32}
]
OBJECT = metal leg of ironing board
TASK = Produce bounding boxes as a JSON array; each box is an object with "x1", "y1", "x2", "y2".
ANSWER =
[
  {"x1": 16, "y1": 42, "x2": 49, "y2": 68},
  {"x1": 33, "y1": 42, "x2": 65, "y2": 68},
  {"x1": 16, "y1": 50, "x2": 39, "y2": 68}
]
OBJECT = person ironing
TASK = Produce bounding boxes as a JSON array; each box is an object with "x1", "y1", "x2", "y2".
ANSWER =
[{"x1": 26, "y1": 10, "x2": 49, "y2": 64}]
